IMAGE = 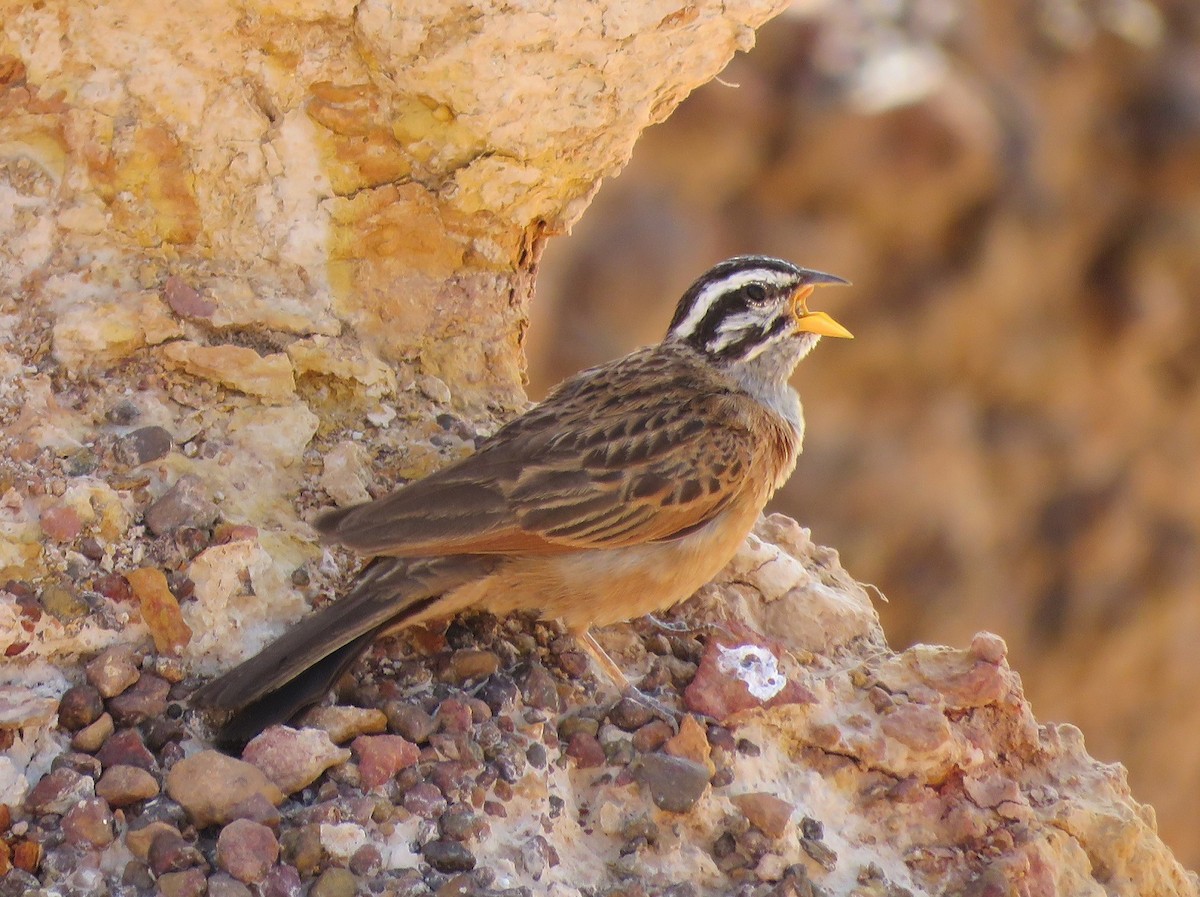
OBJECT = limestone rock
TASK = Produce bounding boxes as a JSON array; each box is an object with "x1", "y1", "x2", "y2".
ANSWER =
[
  {"x1": 52, "y1": 293, "x2": 182, "y2": 370},
  {"x1": 159, "y1": 342, "x2": 297, "y2": 402}
]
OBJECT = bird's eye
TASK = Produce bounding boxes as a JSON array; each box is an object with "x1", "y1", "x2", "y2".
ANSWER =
[{"x1": 743, "y1": 284, "x2": 768, "y2": 304}]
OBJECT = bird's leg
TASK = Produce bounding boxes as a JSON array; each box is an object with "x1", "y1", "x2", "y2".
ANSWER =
[
  {"x1": 577, "y1": 629, "x2": 632, "y2": 690},
  {"x1": 576, "y1": 628, "x2": 680, "y2": 729}
]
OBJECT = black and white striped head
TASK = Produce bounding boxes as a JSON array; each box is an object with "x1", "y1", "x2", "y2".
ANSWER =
[{"x1": 666, "y1": 256, "x2": 852, "y2": 370}]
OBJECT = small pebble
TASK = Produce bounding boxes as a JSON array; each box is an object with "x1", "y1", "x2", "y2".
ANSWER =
[
  {"x1": 165, "y1": 750, "x2": 284, "y2": 827},
  {"x1": 435, "y1": 698, "x2": 473, "y2": 734},
  {"x1": 105, "y1": 399, "x2": 141, "y2": 425},
  {"x1": 403, "y1": 782, "x2": 448, "y2": 819},
  {"x1": 92, "y1": 572, "x2": 133, "y2": 603},
  {"x1": 565, "y1": 733, "x2": 606, "y2": 769},
  {"x1": 40, "y1": 505, "x2": 82, "y2": 542},
  {"x1": 95, "y1": 728, "x2": 156, "y2": 770},
  {"x1": 115, "y1": 426, "x2": 173, "y2": 466},
  {"x1": 208, "y1": 872, "x2": 254, "y2": 897},
  {"x1": 476, "y1": 675, "x2": 519, "y2": 714},
  {"x1": 144, "y1": 475, "x2": 218, "y2": 535},
  {"x1": 633, "y1": 754, "x2": 710, "y2": 813},
  {"x1": 57, "y1": 684, "x2": 104, "y2": 730},
  {"x1": 24, "y1": 767, "x2": 94, "y2": 815},
  {"x1": 95, "y1": 764, "x2": 159, "y2": 806},
  {"x1": 801, "y1": 837, "x2": 837, "y2": 871},
  {"x1": 555, "y1": 651, "x2": 589, "y2": 678},
  {"x1": 213, "y1": 522, "x2": 259, "y2": 543},
  {"x1": 386, "y1": 701, "x2": 437, "y2": 744},
  {"x1": 163, "y1": 275, "x2": 217, "y2": 319},
  {"x1": 300, "y1": 706, "x2": 388, "y2": 743},
  {"x1": 520, "y1": 664, "x2": 560, "y2": 712},
  {"x1": 51, "y1": 751, "x2": 101, "y2": 777},
  {"x1": 447, "y1": 648, "x2": 501, "y2": 683},
  {"x1": 309, "y1": 867, "x2": 358, "y2": 897},
  {"x1": 558, "y1": 716, "x2": 600, "y2": 739},
  {"x1": 664, "y1": 715, "x2": 712, "y2": 767},
  {"x1": 39, "y1": 584, "x2": 89, "y2": 620},
  {"x1": 259, "y1": 865, "x2": 304, "y2": 897},
  {"x1": 731, "y1": 792, "x2": 793, "y2": 839},
  {"x1": 217, "y1": 819, "x2": 279, "y2": 884},
  {"x1": 970, "y1": 631, "x2": 1008, "y2": 664},
  {"x1": 151, "y1": 654, "x2": 189, "y2": 683},
  {"x1": 242, "y1": 726, "x2": 351, "y2": 795},
  {"x1": 632, "y1": 719, "x2": 674, "y2": 753},
  {"x1": 280, "y1": 824, "x2": 323, "y2": 875},
  {"x1": 149, "y1": 831, "x2": 206, "y2": 875},
  {"x1": 525, "y1": 742, "x2": 548, "y2": 769},
  {"x1": 62, "y1": 797, "x2": 114, "y2": 847},
  {"x1": 156, "y1": 868, "x2": 207, "y2": 897},
  {"x1": 125, "y1": 821, "x2": 182, "y2": 861},
  {"x1": 349, "y1": 843, "x2": 382, "y2": 876},
  {"x1": 422, "y1": 839, "x2": 476, "y2": 874},
  {"x1": 142, "y1": 709, "x2": 187, "y2": 753},
  {"x1": 85, "y1": 645, "x2": 141, "y2": 699},
  {"x1": 351, "y1": 734, "x2": 419, "y2": 790},
  {"x1": 736, "y1": 738, "x2": 761, "y2": 757},
  {"x1": 125, "y1": 567, "x2": 193, "y2": 655},
  {"x1": 438, "y1": 806, "x2": 486, "y2": 842},
  {"x1": 107, "y1": 672, "x2": 170, "y2": 726},
  {"x1": 608, "y1": 696, "x2": 655, "y2": 731},
  {"x1": 71, "y1": 712, "x2": 114, "y2": 752}
]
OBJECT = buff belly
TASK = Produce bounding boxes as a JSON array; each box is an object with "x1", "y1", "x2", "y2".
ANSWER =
[{"x1": 470, "y1": 500, "x2": 761, "y2": 631}]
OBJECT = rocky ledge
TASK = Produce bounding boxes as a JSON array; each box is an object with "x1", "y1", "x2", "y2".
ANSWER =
[{"x1": 1, "y1": 516, "x2": 1193, "y2": 896}]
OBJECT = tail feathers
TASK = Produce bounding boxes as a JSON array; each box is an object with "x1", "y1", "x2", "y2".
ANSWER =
[
  {"x1": 192, "y1": 555, "x2": 497, "y2": 743},
  {"x1": 206, "y1": 629, "x2": 380, "y2": 747}
]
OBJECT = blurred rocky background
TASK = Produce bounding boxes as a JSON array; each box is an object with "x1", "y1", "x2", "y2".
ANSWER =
[{"x1": 529, "y1": 0, "x2": 1200, "y2": 866}]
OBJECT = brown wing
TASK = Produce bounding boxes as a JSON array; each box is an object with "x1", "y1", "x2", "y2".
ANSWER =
[{"x1": 315, "y1": 344, "x2": 765, "y2": 557}]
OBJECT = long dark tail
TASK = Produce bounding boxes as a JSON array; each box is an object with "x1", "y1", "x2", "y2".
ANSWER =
[{"x1": 192, "y1": 555, "x2": 497, "y2": 745}]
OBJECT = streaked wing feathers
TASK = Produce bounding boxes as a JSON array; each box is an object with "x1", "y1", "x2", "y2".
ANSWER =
[{"x1": 316, "y1": 345, "x2": 762, "y2": 557}]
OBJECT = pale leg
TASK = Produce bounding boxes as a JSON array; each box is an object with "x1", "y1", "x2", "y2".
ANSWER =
[{"x1": 575, "y1": 627, "x2": 680, "y2": 728}]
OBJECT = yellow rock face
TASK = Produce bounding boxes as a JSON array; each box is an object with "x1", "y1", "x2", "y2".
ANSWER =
[
  {"x1": 158, "y1": 342, "x2": 297, "y2": 401},
  {"x1": 52, "y1": 294, "x2": 183, "y2": 370}
]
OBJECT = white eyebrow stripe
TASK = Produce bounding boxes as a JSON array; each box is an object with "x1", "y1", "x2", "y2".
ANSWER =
[{"x1": 669, "y1": 267, "x2": 797, "y2": 338}]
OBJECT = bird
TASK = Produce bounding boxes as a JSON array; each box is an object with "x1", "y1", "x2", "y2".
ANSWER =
[{"x1": 192, "y1": 255, "x2": 852, "y2": 743}]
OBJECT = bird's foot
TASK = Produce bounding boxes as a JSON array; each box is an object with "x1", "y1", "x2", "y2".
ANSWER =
[
  {"x1": 619, "y1": 684, "x2": 682, "y2": 732},
  {"x1": 644, "y1": 614, "x2": 705, "y2": 635}
]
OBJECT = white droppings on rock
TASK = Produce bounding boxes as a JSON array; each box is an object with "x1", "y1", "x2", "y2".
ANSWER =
[{"x1": 717, "y1": 644, "x2": 788, "y2": 701}]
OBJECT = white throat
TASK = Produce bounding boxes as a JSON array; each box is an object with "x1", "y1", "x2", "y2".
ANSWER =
[{"x1": 724, "y1": 336, "x2": 816, "y2": 444}]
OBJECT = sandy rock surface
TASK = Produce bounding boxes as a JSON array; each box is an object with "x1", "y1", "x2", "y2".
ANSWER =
[{"x1": 1, "y1": 518, "x2": 1195, "y2": 894}]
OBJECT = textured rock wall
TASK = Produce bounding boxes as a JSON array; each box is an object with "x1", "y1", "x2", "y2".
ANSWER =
[
  {"x1": 0, "y1": 0, "x2": 785, "y2": 407},
  {"x1": 528, "y1": 0, "x2": 1200, "y2": 868}
]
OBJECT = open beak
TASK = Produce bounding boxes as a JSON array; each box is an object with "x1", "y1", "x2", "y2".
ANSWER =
[{"x1": 790, "y1": 272, "x2": 853, "y2": 339}]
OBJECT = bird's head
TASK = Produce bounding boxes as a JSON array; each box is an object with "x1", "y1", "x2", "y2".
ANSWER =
[{"x1": 666, "y1": 256, "x2": 852, "y2": 379}]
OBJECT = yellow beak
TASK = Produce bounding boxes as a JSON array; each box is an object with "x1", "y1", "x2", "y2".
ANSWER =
[{"x1": 791, "y1": 284, "x2": 854, "y2": 339}]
